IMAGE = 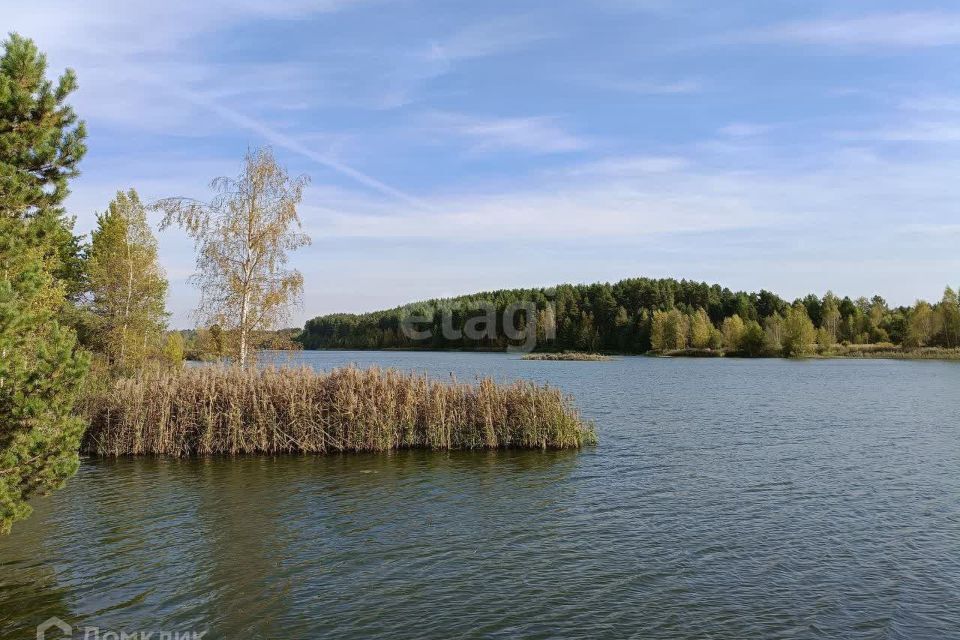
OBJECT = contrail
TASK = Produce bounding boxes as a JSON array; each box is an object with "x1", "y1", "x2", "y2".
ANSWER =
[{"x1": 157, "y1": 77, "x2": 432, "y2": 211}]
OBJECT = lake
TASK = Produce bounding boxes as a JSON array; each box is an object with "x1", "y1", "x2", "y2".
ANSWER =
[{"x1": 3, "y1": 352, "x2": 960, "y2": 639}]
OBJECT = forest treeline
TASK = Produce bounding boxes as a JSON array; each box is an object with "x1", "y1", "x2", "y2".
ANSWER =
[{"x1": 298, "y1": 279, "x2": 960, "y2": 358}]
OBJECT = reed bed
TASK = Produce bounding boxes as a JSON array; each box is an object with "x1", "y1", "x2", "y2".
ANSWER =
[
  {"x1": 522, "y1": 352, "x2": 612, "y2": 361},
  {"x1": 820, "y1": 344, "x2": 960, "y2": 360},
  {"x1": 83, "y1": 366, "x2": 596, "y2": 456}
]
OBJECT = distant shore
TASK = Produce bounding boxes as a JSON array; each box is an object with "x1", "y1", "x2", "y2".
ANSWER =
[
  {"x1": 654, "y1": 345, "x2": 960, "y2": 361},
  {"x1": 522, "y1": 352, "x2": 613, "y2": 361},
  {"x1": 287, "y1": 346, "x2": 960, "y2": 362}
]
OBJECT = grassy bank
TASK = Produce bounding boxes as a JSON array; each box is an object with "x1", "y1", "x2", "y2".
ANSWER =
[
  {"x1": 818, "y1": 344, "x2": 960, "y2": 360},
  {"x1": 522, "y1": 352, "x2": 612, "y2": 361},
  {"x1": 650, "y1": 344, "x2": 960, "y2": 360},
  {"x1": 83, "y1": 366, "x2": 596, "y2": 456}
]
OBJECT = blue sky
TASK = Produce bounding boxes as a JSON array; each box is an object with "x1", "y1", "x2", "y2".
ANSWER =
[{"x1": 7, "y1": 0, "x2": 960, "y2": 327}]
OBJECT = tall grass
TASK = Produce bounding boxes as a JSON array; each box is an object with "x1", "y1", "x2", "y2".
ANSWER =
[{"x1": 83, "y1": 366, "x2": 596, "y2": 456}]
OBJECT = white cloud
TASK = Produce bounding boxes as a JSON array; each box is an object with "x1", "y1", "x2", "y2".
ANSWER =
[
  {"x1": 289, "y1": 147, "x2": 960, "y2": 248},
  {"x1": 374, "y1": 17, "x2": 559, "y2": 109},
  {"x1": 838, "y1": 120, "x2": 960, "y2": 143},
  {"x1": 735, "y1": 12, "x2": 960, "y2": 48},
  {"x1": 834, "y1": 92, "x2": 960, "y2": 143},
  {"x1": 900, "y1": 95, "x2": 960, "y2": 113},
  {"x1": 422, "y1": 16, "x2": 556, "y2": 64},
  {"x1": 587, "y1": 77, "x2": 701, "y2": 95},
  {"x1": 559, "y1": 155, "x2": 690, "y2": 175},
  {"x1": 6, "y1": 2, "x2": 382, "y2": 131},
  {"x1": 7, "y1": 1, "x2": 366, "y2": 58},
  {"x1": 314, "y1": 184, "x2": 765, "y2": 240},
  {"x1": 421, "y1": 111, "x2": 591, "y2": 154},
  {"x1": 900, "y1": 223, "x2": 960, "y2": 236},
  {"x1": 719, "y1": 122, "x2": 775, "y2": 137}
]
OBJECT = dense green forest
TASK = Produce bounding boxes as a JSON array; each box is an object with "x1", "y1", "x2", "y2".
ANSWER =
[{"x1": 298, "y1": 278, "x2": 960, "y2": 357}]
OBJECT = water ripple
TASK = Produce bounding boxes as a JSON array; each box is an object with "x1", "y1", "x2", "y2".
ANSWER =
[{"x1": 2, "y1": 354, "x2": 960, "y2": 639}]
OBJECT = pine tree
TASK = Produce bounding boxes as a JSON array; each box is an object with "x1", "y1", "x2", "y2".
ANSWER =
[
  {"x1": 0, "y1": 251, "x2": 88, "y2": 533},
  {"x1": 0, "y1": 33, "x2": 86, "y2": 217},
  {"x1": 0, "y1": 34, "x2": 89, "y2": 533},
  {"x1": 88, "y1": 189, "x2": 169, "y2": 373}
]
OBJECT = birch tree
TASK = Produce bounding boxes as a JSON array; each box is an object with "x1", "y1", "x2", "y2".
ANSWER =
[
  {"x1": 155, "y1": 147, "x2": 310, "y2": 366},
  {"x1": 820, "y1": 291, "x2": 841, "y2": 343}
]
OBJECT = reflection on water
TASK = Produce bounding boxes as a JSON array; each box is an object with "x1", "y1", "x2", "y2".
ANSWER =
[{"x1": 3, "y1": 353, "x2": 960, "y2": 639}]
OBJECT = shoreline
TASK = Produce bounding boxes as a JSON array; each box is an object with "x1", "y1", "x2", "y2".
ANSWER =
[{"x1": 274, "y1": 347, "x2": 960, "y2": 362}]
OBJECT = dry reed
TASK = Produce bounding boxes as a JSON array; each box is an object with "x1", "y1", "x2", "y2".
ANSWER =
[{"x1": 83, "y1": 366, "x2": 596, "y2": 456}]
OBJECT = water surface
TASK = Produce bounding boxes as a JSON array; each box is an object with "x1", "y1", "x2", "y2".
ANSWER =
[{"x1": 3, "y1": 352, "x2": 960, "y2": 638}]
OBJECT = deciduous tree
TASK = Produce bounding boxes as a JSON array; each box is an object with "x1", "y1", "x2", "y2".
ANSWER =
[
  {"x1": 905, "y1": 301, "x2": 939, "y2": 348},
  {"x1": 938, "y1": 287, "x2": 960, "y2": 348},
  {"x1": 782, "y1": 304, "x2": 816, "y2": 357},
  {"x1": 88, "y1": 189, "x2": 168, "y2": 372},
  {"x1": 721, "y1": 314, "x2": 745, "y2": 352},
  {"x1": 739, "y1": 320, "x2": 766, "y2": 357},
  {"x1": 820, "y1": 291, "x2": 841, "y2": 343},
  {"x1": 689, "y1": 308, "x2": 713, "y2": 349},
  {"x1": 155, "y1": 147, "x2": 310, "y2": 366},
  {"x1": 650, "y1": 309, "x2": 687, "y2": 351}
]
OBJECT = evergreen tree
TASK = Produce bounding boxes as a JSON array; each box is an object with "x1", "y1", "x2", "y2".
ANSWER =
[
  {"x1": 297, "y1": 277, "x2": 960, "y2": 356},
  {"x1": 0, "y1": 34, "x2": 89, "y2": 533},
  {"x1": 0, "y1": 33, "x2": 87, "y2": 305},
  {"x1": 87, "y1": 189, "x2": 169, "y2": 373},
  {"x1": 0, "y1": 33, "x2": 86, "y2": 216},
  {"x1": 0, "y1": 250, "x2": 88, "y2": 533}
]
